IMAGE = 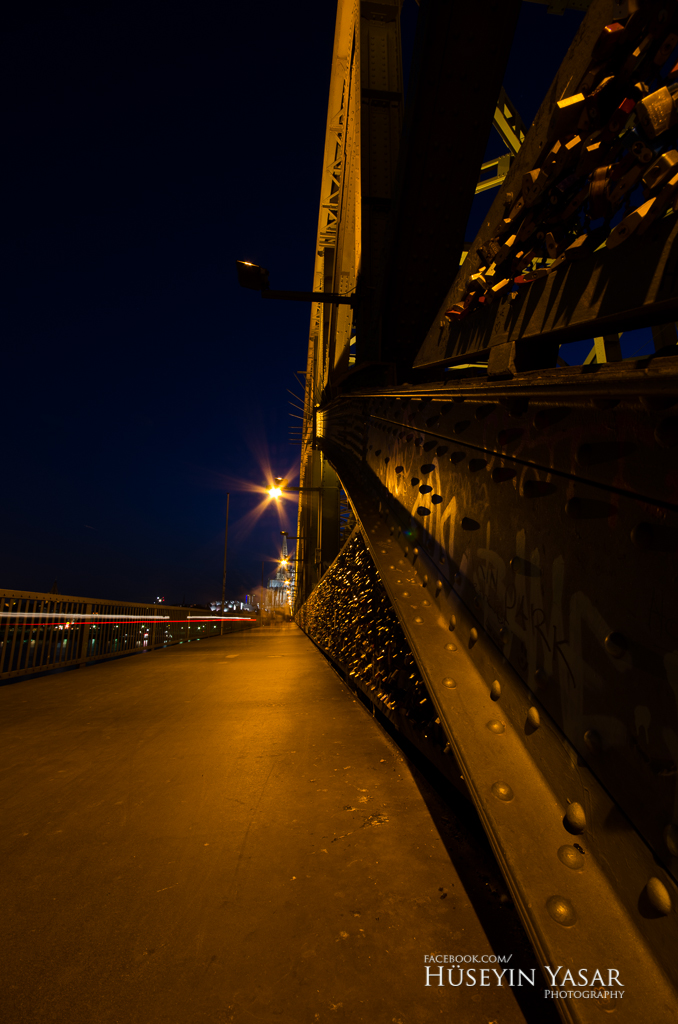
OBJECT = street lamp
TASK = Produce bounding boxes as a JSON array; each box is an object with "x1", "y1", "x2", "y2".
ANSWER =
[
  {"x1": 267, "y1": 477, "x2": 320, "y2": 500},
  {"x1": 267, "y1": 476, "x2": 287, "y2": 499},
  {"x1": 236, "y1": 261, "x2": 357, "y2": 307}
]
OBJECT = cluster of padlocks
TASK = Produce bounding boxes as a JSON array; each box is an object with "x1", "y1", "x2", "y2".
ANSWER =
[
  {"x1": 297, "y1": 531, "x2": 449, "y2": 747},
  {"x1": 446, "y1": 8, "x2": 678, "y2": 323}
]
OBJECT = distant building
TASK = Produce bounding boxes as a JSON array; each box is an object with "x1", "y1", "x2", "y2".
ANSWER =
[
  {"x1": 209, "y1": 599, "x2": 253, "y2": 613},
  {"x1": 266, "y1": 535, "x2": 294, "y2": 611}
]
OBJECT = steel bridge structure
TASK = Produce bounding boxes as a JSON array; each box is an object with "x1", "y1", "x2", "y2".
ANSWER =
[{"x1": 278, "y1": 1, "x2": 678, "y2": 1018}]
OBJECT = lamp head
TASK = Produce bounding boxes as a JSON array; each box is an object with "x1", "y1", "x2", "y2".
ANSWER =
[
  {"x1": 236, "y1": 260, "x2": 270, "y2": 291},
  {"x1": 267, "y1": 477, "x2": 288, "y2": 500}
]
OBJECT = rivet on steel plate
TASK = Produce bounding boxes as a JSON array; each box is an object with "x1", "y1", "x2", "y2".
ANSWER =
[
  {"x1": 490, "y1": 680, "x2": 501, "y2": 701},
  {"x1": 445, "y1": 642, "x2": 457, "y2": 652},
  {"x1": 402, "y1": 591, "x2": 409, "y2": 597},
  {"x1": 498, "y1": 626, "x2": 509, "y2": 645},
  {"x1": 414, "y1": 616, "x2": 423, "y2": 624},
  {"x1": 435, "y1": 579, "x2": 442, "y2": 595},
  {"x1": 422, "y1": 574, "x2": 428, "y2": 587},
  {"x1": 449, "y1": 615, "x2": 457, "y2": 631},
  {"x1": 454, "y1": 572, "x2": 462, "y2": 585},
  {"x1": 469, "y1": 628, "x2": 478, "y2": 647},
  {"x1": 443, "y1": 742, "x2": 452, "y2": 753},
  {"x1": 645, "y1": 877, "x2": 672, "y2": 915},
  {"x1": 665, "y1": 823, "x2": 678, "y2": 857},
  {"x1": 558, "y1": 845, "x2": 585, "y2": 870},
  {"x1": 604, "y1": 631, "x2": 628, "y2": 658},
  {"x1": 422, "y1": 599, "x2": 430, "y2": 607},
  {"x1": 527, "y1": 707, "x2": 540, "y2": 729},
  {"x1": 413, "y1": 547, "x2": 419, "y2": 563},
  {"x1": 487, "y1": 720, "x2": 506, "y2": 734},
  {"x1": 404, "y1": 546, "x2": 409, "y2": 556},
  {"x1": 565, "y1": 802, "x2": 586, "y2": 834},
  {"x1": 491, "y1": 781, "x2": 514, "y2": 801},
  {"x1": 584, "y1": 729, "x2": 602, "y2": 753},
  {"x1": 442, "y1": 677, "x2": 457, "y2": 688},
  {"x1": 546, "y1": 895, "x2": 577, "y2": 927}
]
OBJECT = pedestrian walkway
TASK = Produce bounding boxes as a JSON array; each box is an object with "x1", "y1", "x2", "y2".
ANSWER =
[{"x1": 1, "y1": 622, "x2": 548, "y2": 1023}]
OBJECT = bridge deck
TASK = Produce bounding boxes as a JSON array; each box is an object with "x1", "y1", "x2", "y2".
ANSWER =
[{"x1": 1, "y1": 623, "x2": 550, "y2": 1023}]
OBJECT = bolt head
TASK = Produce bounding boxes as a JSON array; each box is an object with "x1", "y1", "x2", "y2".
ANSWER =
[
  {"x1": 557, "y1": 845, "x2": 585, "y2": 870},
  {"x1": 546, "y1": 895, "x2": 577, "y2": 927},
  {"x1": 604, "y1": 631, "x2": 628, "y2": 658},
  {"x1": 646, "y1": 877, "x2": 672, "y2": 915},
  {"x1": 584, "y1": 729, "x2": 602, "y2": 753},
  {"x1": 491, "y1": 781, "x2": 514, "y2": 802},
  {"x1": 565, "y1": 801, "x2": 586, "y2": 834},
  {"x1": 487, "y1": 720, "x2": 506, "y2": 734}
]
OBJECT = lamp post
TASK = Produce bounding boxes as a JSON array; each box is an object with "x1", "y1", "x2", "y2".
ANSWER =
[
  {"x1": 220, "y1": 492, "x2": 230, "y2": 636},
  {"x1": 236, "y1": 261, "x2": 357, "y2": 307}
]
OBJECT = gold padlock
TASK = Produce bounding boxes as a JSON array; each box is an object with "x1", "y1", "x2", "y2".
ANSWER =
[
  {"x1": 637, "y1": 86, "x2": 678, "y2": 138},
  {"x1": 642, "y1": 150, "x2": 678, "y2": 191},
  {"x1": 606, "y1": 198, "x2": 656, "y2": 248}
]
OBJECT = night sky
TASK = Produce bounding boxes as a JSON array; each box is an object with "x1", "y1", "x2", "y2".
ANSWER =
[{"x1": 4, "y1": 0, "x2": 588, "y2": 606}]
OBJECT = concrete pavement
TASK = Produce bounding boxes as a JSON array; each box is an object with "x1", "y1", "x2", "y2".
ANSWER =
[{"x1": 0, "y1": 622, "x2": 554, "y2": 1024}]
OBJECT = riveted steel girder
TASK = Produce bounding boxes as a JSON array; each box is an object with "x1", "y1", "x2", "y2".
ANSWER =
[{"x1": 301, "y1": 400, "x2": 678, "y2": 1019}]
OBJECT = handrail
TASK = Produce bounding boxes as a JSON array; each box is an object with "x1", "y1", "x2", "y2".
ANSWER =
[{"x1": 0, "y1": 588, "x2": 257, "y2": 681}]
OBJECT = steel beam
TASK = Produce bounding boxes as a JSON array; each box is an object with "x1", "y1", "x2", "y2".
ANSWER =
[
  {"x1": 413, "y1": 0, "x2": 678, "y2": 374},
  {"x1": 373, "y1": 0, "x2": 522, "y2": 376},
  {"x1": 298, "y1": 452, "x2": 678, "y2": 1021}
]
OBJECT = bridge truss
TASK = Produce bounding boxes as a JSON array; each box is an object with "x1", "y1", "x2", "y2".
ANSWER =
[{"x1": 292, "y1": 1, "x2": 678, "y2": 1017}]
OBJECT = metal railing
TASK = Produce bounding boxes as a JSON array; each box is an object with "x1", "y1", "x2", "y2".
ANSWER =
[{"x1": 0, "y1": 589, "x2": 257, "y2": 681}]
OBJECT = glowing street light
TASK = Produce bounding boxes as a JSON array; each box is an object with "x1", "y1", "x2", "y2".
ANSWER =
[
  {"x1": 267, "y1": 476, "x2": 287, "y2": 500},
  {"x1": 266, "y1": 476, "x2": 320, "y2": 499}
]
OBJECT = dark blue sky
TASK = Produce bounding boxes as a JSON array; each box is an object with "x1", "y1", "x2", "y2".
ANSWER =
[{"x1": 3, "y1": 1, "x2": 585, "y2": 604}]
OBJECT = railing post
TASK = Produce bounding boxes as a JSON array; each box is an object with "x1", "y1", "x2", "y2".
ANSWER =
[{"x1": 79, "y1": 604, "x2": 92, "y2": 665}]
